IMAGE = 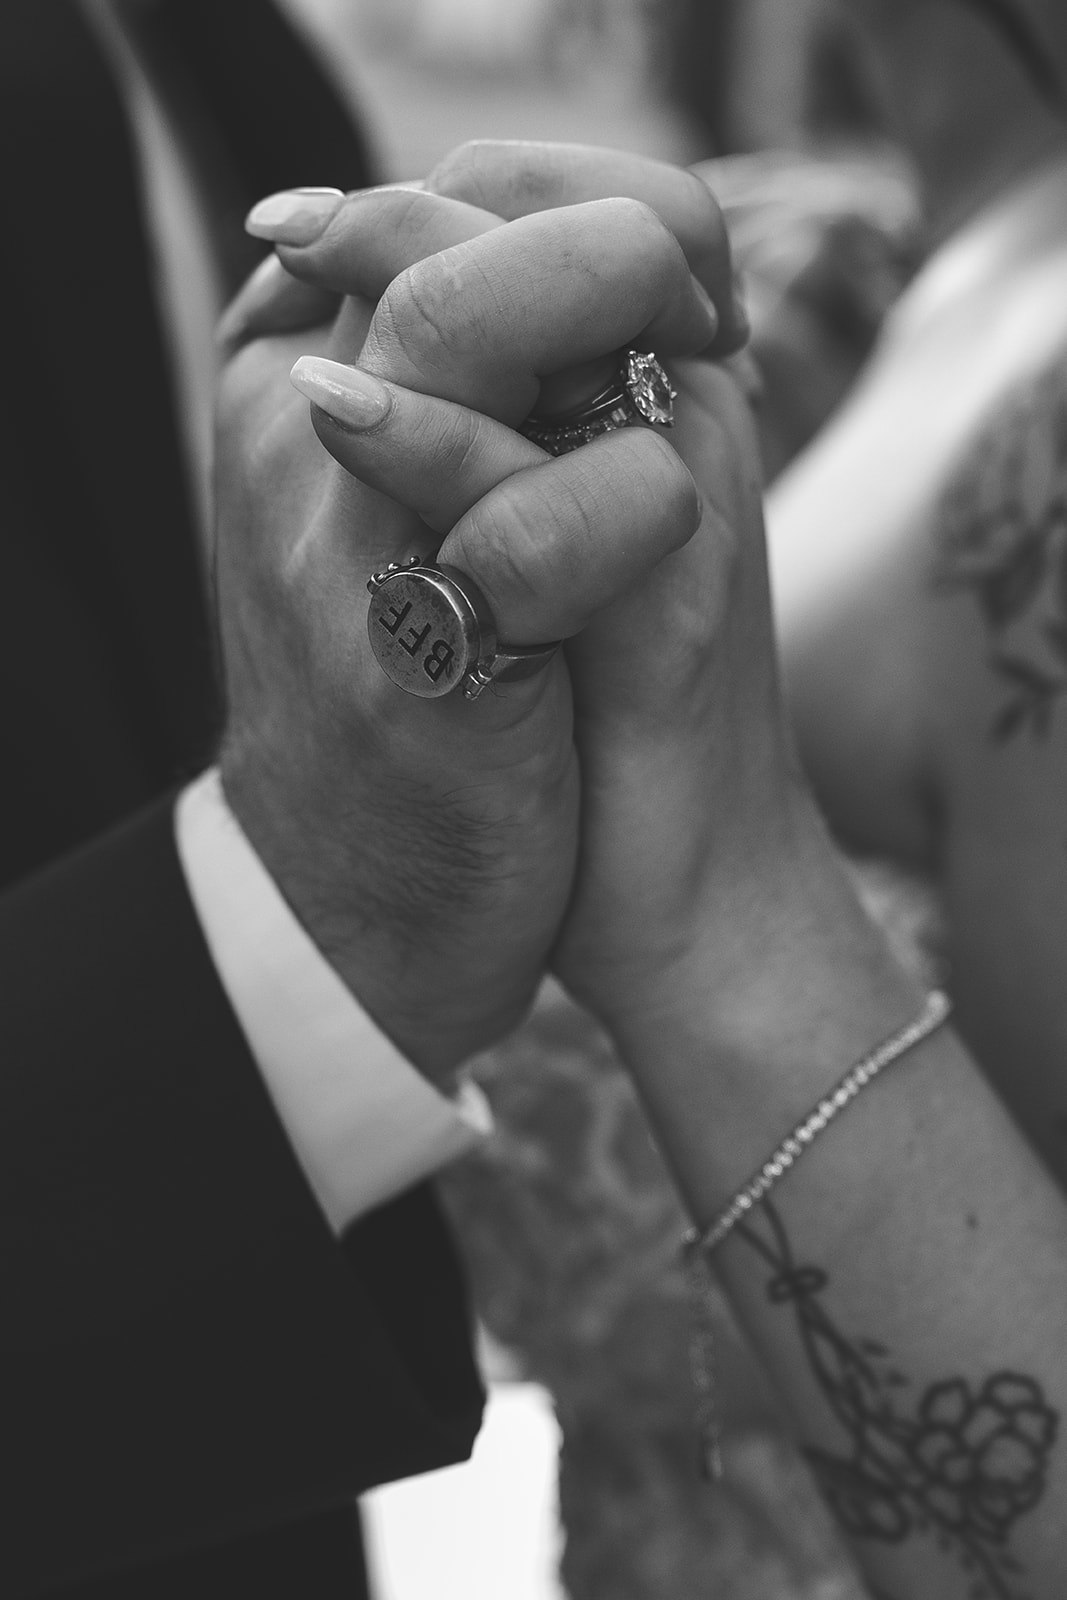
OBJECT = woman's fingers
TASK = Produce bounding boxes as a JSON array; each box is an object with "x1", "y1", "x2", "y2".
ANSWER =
[
  {"x1": 289, "y1": 356, "x2": 699, "y2": 646},
  {"x1": 220, "y1": 186, "x2": 496, "y2": 354},
  {"x1": 272, "y1": 186, "x2": 502, "y2": 298},
  {"x1": 427, "y1": 141, "x2": 748, "y2": 355},
  {"x1": 233, "y1": 145, "x2": 747, "y2": 372},
  {"x1": 270, "y1": 189, "x2": 719, "y2": 407},
  {"x1": 244, "y1": 160, "x2": 741, "y2": 361},
  {"x1": 290, "y1": 354, "x2": 545, "y2": 534},
  {"x1": 356, "y1": 199, "x2": 718, "y2": 423}
]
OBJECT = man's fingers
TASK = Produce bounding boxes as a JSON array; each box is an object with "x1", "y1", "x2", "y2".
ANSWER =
[
  {"x1": 359, "y1": 200, "x2": 718, "y2": 423},
  {"x1": 427, "y1": 140, "x2": 748, "y2": 355},
  {"x1": 289, "y1": 356, "x2": 700, "y2": 645}
]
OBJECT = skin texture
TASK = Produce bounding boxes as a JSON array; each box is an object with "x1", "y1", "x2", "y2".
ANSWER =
[
  {"x1": 215, "y1": 172, "x2": 746, "y2": 1083},
  {"x1": 751, "y1": 13, "x2": 1067, "y2": 1582},
  {"x1": 234, "y1": 140, "x2": 1067, "y2": 1596},
  {"x1": 246, "y1": 155, "x2": 798, "y2": 1028},
  {"x1": 739, "y1": 1200, "x2": 1058, "y2": 1594},
  {"x1": 919, "y1": 354, "x2": 1067, "y2": 1180},
  {"x1": 767, "y1": 14, "x2": 1067, "y2": 1180}
]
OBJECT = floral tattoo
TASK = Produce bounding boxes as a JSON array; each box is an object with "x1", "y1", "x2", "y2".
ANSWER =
[
  {"x1": 934, "y1": 359, "x2": 1067, "y2": 744},
  {"x1": 736, "y1": 1202, "x2": 1058, "y2": 1598}
]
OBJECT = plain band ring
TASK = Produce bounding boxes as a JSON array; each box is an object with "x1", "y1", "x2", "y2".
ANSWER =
[
  {"x1": 519, "y1": 349, "x2": 677, "y2": 456},
  {"x1": 366, "y1": 558, "x2": 560, "y2": 700}
]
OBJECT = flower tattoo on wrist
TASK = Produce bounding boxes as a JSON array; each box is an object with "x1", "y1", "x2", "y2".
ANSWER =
[{"x1": 738, "y1": 1202, "x2": 1058, "y2": 1598}]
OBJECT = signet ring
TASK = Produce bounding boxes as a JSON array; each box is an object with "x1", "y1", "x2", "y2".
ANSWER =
[{"x1": 366, "y1": 558, "x2": 561, "y2": 701}]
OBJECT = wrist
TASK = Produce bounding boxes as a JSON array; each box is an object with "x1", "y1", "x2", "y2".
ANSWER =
[
  {"x1": 604, "y1": 799, "x2": 926, "y2": 1151},
  {"x1": 219, "y1": 740, "x2": 574, "y2": 1084}
]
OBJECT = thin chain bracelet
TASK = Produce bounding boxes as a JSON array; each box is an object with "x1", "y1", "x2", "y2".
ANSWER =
[{"x1": 681, "y1": 988, "x2": 952, "y2": 1483}]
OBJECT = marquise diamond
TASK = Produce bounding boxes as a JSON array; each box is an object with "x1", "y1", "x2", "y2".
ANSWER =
[{"x1": 626, "y1": 351, "x2": 676, "y2": 427}]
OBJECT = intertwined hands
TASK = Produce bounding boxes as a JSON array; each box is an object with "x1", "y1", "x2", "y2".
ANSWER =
[{"x1": 215, "y1": 143, "x2": 808, "y2": 1076}]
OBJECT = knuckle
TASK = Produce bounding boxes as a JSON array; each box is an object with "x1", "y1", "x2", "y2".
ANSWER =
[
  {"x1": 580, "y1": 430, "x2": 699, "y2": 554},
  {"x1": 430, "y1": 140, "x2": 557, "y2": 214},
  {"x1": 368, "y1": 184, "x2": 434, "y2": 238},
  {"x1": 599, "y1": 197, "x2": 687, "y2": 290},
  {"x1": 426, "y1": 140, "x2": 493, "y2": 201},
  {"x1": 374, "y1": 255, "x2": 466, "y2": 364},
  {"x1": 602, "y1": 194, "x2": 665, "y2": 244},
  {"x1": 637, "y1": 432, "x2": 702, "y2": 539},
  {"x1": 535, "y1": 469, "x2": 599, "y2": 567},
  {"x1": 428, "y1": 406, "x2": 493, "y2": 491},
  {"x1": 455, "y1": 492, "x2": 549, "y2": 611}
]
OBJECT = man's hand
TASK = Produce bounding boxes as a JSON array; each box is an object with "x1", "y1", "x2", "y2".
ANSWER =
[{"x1": 214, "y1": 184, "x2": 737, "y2": 1082}]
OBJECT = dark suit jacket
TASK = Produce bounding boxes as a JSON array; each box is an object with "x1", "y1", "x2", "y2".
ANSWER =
[{"x1": 0, "y1": 4, "x2": 482, "y2": 1594}]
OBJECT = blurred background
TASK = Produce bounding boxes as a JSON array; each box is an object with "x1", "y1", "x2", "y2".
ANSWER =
[
  {"x1": 286, "y1": 0, "x2": 881, "y2": 177},
  {"x1": 285, "y1": 0, "x2": 918, "y2": 479},
  {"x1": 287, "y1": 0, "x2": 921, "y2": 480}
]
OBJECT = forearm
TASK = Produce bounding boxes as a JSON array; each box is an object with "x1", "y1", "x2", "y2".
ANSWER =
[{"x1": 611, "y1": 815, "x2": 1067, "y2": 1599}]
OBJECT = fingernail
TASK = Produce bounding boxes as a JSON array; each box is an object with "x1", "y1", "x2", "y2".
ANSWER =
[
  {"x1": 693, "y1": 279, "x2": 720, "y2": 342},
  {"x1": 731, "y1": 272, "x2": 751, "y2": 342},
  {"x1": 290, "y1": 356, "x2": 392, "y2": 429},
  {"x1": 245, "y1": 187, "x2": 344, "y2": 245},
  {"x1": 215, "y1": 253, "x2": 280, "y2": 349}
]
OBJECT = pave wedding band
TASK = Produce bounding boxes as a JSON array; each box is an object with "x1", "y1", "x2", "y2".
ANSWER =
[
  {"x1": 366, "y1": 559, "x2": 561, "y2": 700},
  {"x1": 519, "y1": 349, "x2": 677, "y2": 456}
]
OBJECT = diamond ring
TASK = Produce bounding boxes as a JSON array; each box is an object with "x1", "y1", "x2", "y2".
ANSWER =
[{"x1": 519, "y1": 349, "x2": 676, "y2": 456}]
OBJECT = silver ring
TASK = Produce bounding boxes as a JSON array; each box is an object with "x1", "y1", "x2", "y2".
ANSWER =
[
  {"x1": 366, "y1": 559, "x2": 560, "y2": 700},
  {"x1": 519, "y1": 349, "x2": 677, "y2": 456}
]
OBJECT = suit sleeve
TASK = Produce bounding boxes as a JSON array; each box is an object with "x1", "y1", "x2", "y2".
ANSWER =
[{"x1": 1, "y1": 798, "x2": 483, "y2": 1596}]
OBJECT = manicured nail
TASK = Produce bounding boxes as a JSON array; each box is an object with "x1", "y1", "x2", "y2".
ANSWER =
[
  {"x1": 693, "y1": 279, "x2": 720, "y2": 342},
  {"x1": 245, "y1": 187, "x2": 344, "y2": 245},
  {"x1": 290, "y1": 356, "x2": 392, "y2": 429},
  {"x1": 731, "y1": 272, "x2": 751, "y2": 341},
  {"x1": 215, "y1": 253, "x2": 280, "y2": 348}
]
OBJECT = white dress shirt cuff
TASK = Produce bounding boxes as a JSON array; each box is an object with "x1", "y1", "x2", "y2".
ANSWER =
[{"x1": 174, "y1": 769, "x2": 491, "y2": 1233}]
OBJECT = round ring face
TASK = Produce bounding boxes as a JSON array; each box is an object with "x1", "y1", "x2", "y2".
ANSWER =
[{"x1": 367, "y1": 568, "x2": 479, "y2": 697}]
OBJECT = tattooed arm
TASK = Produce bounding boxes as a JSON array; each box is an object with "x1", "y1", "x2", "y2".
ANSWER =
[
  {"x1": 604, "y1": 790, "x2": 1067, "y2": 1600},
  {"x1": 770, "y1": 349, "x2": 1067, "y2": 1182},
  {"x1": 565, "y1": 343, "x2": 1067, "y2": 1596},
  {"x1": 924, "y1": 361, "x2": 1067, "y2": 1180}
]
